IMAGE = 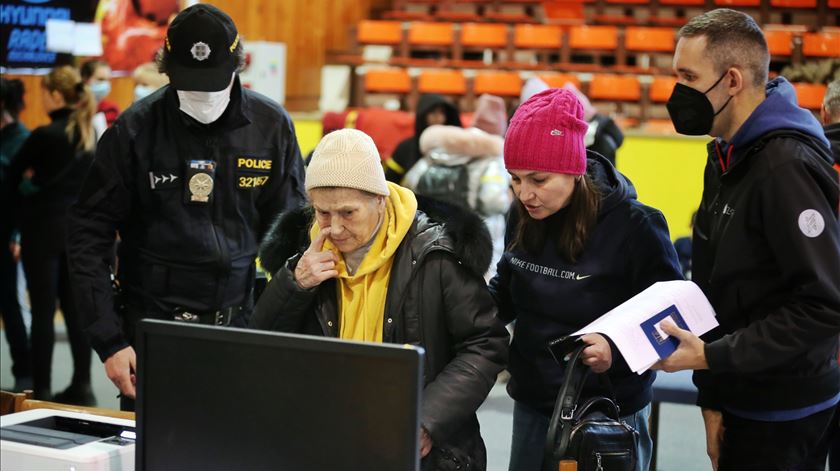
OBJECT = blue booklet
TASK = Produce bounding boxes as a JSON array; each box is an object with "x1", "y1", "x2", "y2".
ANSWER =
[{"x1": 639, "y1": 304, "x2": 689, "y2": 359}]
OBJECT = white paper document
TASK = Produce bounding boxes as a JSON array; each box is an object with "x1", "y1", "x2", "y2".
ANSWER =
[{"x1": 571, "y1": 280, "x2": 718, "y2": 374}]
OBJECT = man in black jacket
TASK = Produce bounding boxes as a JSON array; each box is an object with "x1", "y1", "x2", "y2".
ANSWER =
[
  {"x1": 653, "y1": 9, "x2": 840, "y2": 471},
  {"x1": 66, "y1": 4, "x2": 306, "y2": 410}
]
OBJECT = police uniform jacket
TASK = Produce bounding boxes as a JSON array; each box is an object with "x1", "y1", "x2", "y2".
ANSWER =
[{"x1": 67, "y1": 77, "x2": 306, "y2": 362}]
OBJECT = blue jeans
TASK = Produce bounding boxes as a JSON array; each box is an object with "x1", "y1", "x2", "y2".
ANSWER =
[{"x1": 509, "y1": 401, "x2": 652, "y2": 471}]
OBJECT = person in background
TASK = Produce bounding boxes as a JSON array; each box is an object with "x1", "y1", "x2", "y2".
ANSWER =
[
  {"x1": 385, "y1": 94, "x2": 461, "y2": 183},
  {"x1": 403, "y1": 94, "x2": 512, "y2": 280},
  {"x1": 67, "y1": 4, "x2": 306, "y2": 411},
  {"x1": 653, "y1": 9, "x2": 840, "y2": 471},
  {"x1": 0, "y1": 77, "x2": 32, "y2": 392},
  {"x1": 489, "y1": 88, "x2": 683, "y2": 471},
  {"x1": 80, "y1": 59, "x2": 120, "y2": 141},
  {"x1": 822, "y1": 79, "x2": 840, "y2": 175},
  {"x1": 252, "y1": 128, "x2": 508, "y2": 470},
  {"x1": 132, "y1": 62, "x2": 170, "y2": 103},
  {"x1": 6, "y1": 66, "x2": 97, "y2": 404}
]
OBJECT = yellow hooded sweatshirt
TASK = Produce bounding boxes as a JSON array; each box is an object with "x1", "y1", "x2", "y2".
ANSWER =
[{"x1": 309, "y1": 182, "x2": 418, "y2": 342}]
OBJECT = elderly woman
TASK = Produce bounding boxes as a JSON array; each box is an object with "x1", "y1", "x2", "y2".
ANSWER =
[{"x1": 251, "y1": 128, "x2": 509, "y2": 470}]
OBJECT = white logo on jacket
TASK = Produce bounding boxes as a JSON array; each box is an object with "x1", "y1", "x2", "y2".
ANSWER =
[
  {"x1": 510, "y1": 256, "x2": 592, "y2": 280},
  {"x1": 798, "y1": 209, "x2": 825, "y2": 238}
]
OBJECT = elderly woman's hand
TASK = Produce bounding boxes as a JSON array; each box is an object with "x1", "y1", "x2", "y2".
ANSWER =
[{"x1": 294, "y1": 227, "x2": 339, "y2": 289}]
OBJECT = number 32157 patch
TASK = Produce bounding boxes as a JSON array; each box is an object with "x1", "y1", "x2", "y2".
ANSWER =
[{"x1": 239, "y1": 175, "x2": 269, "y2": 188}]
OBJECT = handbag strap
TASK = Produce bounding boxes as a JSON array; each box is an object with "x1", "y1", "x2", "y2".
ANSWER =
[{"x1": 544, "y1": 344, "x2": 590, "y2": 467}]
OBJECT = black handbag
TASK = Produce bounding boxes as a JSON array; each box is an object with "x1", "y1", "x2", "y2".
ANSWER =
[{"x1": 543, "y1": 343, "x2": 639, "y2": 471}]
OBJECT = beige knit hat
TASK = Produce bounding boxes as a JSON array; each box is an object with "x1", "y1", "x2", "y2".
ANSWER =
[{"x1": 306, "y1": 129, "x2": 390, "y2": 196}]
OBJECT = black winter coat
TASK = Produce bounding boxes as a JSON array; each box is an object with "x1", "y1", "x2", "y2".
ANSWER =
[
  {"x1": 693, "y1": 129, "x2": 840, "y2": 413},
  {"x1": 253, "y1": 196, "x2": 509, "y2": 470}
]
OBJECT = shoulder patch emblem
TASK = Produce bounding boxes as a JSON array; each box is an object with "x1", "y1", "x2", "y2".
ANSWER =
[{"x1": 798, "y1": 209, "x2": 824, "y2": 238}]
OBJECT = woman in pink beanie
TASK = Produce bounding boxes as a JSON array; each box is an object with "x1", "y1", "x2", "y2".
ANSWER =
[{"x1": 488, "y1": 88, "x2": 683, "y2": 471}]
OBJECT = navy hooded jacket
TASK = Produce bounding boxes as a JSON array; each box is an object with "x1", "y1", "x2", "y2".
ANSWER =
[
  {"x1": 692, "y1": 77, "x2": 840, "y2": 416},
  {"x1": 489, "y1": 153, "x2": 683, "y2": 416}
]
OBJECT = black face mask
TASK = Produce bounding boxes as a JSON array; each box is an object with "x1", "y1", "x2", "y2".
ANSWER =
[{"x1": 666, "y1": 71, "x2": 734, "y2": 136}]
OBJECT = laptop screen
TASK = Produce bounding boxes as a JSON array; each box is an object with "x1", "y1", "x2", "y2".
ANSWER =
[{"x1": 135, "y1": 320, "x2": 423, "y2": 471}]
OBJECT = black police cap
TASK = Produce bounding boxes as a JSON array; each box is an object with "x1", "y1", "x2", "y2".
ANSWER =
[{"x1": 165, "y1": 4, "x2": 240, "y2": 92}]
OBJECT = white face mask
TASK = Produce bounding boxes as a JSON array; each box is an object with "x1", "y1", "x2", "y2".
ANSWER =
[
  {"x1": 176, "y1": 75, "x2": 235, "y2": 124},
  {"x1": 134, "y1": 85, "x2": 155, "y2": 102}
]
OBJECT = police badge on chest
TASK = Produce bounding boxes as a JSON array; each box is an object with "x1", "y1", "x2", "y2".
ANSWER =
[{"x1": 185, "y1": 160, "x2": 216, "y2": 204}]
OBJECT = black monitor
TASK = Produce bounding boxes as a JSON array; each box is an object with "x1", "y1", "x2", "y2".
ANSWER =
[{"x1": 135, "y1": 320, "x2": 424, "y2": 471}]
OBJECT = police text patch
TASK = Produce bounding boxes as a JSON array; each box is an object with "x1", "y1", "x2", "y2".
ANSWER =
[{"x1": 237, "y1": 157, "x2": 272, "y2": 172}]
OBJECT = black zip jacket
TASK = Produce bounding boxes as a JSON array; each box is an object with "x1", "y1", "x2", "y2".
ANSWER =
[
  {"x1": 66, "y1": 77, "x2": 306, "y2": 362},
  {"x1": 252, "y1": 196, "x2": 509, "y2": 470},
  {"x1": 693, "y1": 129, "x2": 840, "y2": 412}
]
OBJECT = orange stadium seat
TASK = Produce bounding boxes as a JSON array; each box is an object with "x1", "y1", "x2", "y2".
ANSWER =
[
  {"x1": 659, "y1": 0, "x2": 705, "y2": 4},
  {"x1": 474, "y1": 71, "x2": 523, "y2": 97},
  {"x1": 417, "y1": 69, "x2": 467, "y2": 95},
  {"x1": 625, "y1": 27, "x2": 675, "y2": 53},
  {"x1": 460, "y1": 23, "x2": 509, "y2": 48},
  {"x1": 605, "y1": 0, "x2": 649, "y2": 4},
  {"x1": 589, "y1": 74, "x2": 641, "y2": 102},
  {"x1": 365, "y1": 68, "x2": 411, "y2": 94},
  {"x1": 408, "y1": 22, "x2": 455, "y2": 47},
  {"x1": 569, "y1": 25, "x2": 619, "y2": 51},
  {"x1": 802, "y1": 32, "x2": 840, "y2": 58},
  {"x1": 764, "y1": 30, "x2": 794, "y2": 56},
  {"x1": 537, "y1": 73, "x2": 582, "y2": 90},
  {"x1": 769, "y1": 0, "x2": 817, "y2": 6},
  {"x1": 713, "y1": 0, "x2": 761, "y2": 4},
  {"x1": 513, "y1": 24, "x2": 562, "y2": 49},
  {"x1": 357, "y1": 20, "x2": 403, "y2": 46},
  {"x1": 649, "y1": 76, "x2": 677, "y2": 103},
  {"x1": 830, "y1": 0, "x2": 840, "y2": 7},
  {"x1": 793, "y1": 82, "x2": 827, "y2": 110}
]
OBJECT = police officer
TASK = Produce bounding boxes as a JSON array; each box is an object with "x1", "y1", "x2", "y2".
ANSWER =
[{"x1": 66, "y1": 4, "x2": 306, "y2": 411}]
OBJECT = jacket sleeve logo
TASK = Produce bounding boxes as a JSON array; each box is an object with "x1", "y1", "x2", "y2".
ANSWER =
[{"x1": 798, "y1": 209, "x2": 825, "y2": 238}]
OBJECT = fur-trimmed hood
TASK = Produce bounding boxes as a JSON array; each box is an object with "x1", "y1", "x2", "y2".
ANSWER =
[{"x1": 259, "y1": 194, "x2": 493, "y2": 278}]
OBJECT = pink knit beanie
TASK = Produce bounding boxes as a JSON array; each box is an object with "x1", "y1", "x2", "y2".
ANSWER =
[{"x1": 504, "y1": 88, "x2": 588, "y2": 175}]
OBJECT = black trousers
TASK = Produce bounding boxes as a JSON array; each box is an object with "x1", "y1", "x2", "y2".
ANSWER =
[
  {"x1": 21, "y1": 248, "x2": 92, "y2": 398},
  {"x1": 0, "y1": 244, "x2": 30, "y2": 380},
  {"x1": 719, "y1": 404, "x2": 837, "y2": 471}
]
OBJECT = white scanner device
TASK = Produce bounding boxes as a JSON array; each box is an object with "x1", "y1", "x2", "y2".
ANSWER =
[{"x1": 1, "y1": 408, "x2": 135, "y2": 471}]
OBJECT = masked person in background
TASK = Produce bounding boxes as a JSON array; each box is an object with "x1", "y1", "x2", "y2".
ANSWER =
[
  {"x1": 132, "y1": 62, "x2": 170, "y2": 103},
  {"x1": 66, "y1": 4, "x2": 306, "y2": 411},
  {"x1": 80, "y1": 59, "x2": 120, "y2": 140}
]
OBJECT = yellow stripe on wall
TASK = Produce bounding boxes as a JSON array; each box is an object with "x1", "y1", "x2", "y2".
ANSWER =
[{"x1": 616, "y1": 135, "x2": 708, "y2": 240}]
